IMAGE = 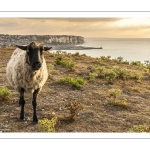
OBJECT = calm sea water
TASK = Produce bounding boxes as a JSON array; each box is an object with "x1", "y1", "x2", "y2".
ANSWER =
[{"x1": 61, "y1": 38, "x2": 150, "y2": 63}]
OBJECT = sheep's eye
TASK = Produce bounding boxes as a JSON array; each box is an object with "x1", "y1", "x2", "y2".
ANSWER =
[{"x1": 40, "y1": 47, "x2": 44, "y2": 54}]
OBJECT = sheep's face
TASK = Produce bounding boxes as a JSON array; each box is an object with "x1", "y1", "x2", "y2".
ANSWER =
[{"x1": 16, "y1": 42, "x2": 52, "y2": 71}]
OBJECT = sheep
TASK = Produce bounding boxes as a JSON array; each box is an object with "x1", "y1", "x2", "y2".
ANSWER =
[{"x1": 6, "y1": 41, "x2": 52, "y2": 123}]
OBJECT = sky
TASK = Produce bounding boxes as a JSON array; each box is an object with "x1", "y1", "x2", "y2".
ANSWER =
[{"x1": 1, "y1": 17, "x2": 150, "y2": 38}]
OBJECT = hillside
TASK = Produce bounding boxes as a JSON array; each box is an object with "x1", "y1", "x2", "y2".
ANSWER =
[{"x1": 0, "y1": 48, "x2": 150, "y2": 132}]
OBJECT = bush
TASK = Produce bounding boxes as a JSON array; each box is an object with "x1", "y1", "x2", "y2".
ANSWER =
[
  {"x1": 85, "y1": 73, "x2": 98, "y2": 82},
  {"x1": 38, "y1": 117, "x2": 57, "y2": 132},
  {"x1": 60, "y1": 77, "x2": 85, "y2": 88},
  {"x1": 105, "y1": 70, "x2": 117, "y2": 84},
  {"x1": 0, "y1": 86, "x2": 11, "y2": 101},
  {"x1": 108, "y1": 88, "x2": 122, "y2": 99},
  {"x1": 130, "y1": 71, "x2": 143, "y2": 82},
  {"x1": 130, "y1": 61, "x2": 144, "y2": 68},
  {"x1": 113, "y1": 66, "x2": 130, "y2": 80},
  {"x1": 108, "y1": 89, "x2": 128, "y2": 108},
  {"x1": 64, "y1": 102, "x2": 83, "y2": 120},
  {"x1": 55, "y1": 57, "x2": 75, "y2": 70}
]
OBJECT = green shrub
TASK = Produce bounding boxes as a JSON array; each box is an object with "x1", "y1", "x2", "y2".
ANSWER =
[
  {"x1": 85, "y1": 73, "x2": 98, "y2": 82},
  {"x1": 109, "y1": 88, "x2": 122, "y2": 99},
  {"x1": 100, "y1": 56, "x2": 111, "y2": 62},
  {"x1": 130, "y1": 71, "x2": 143, "y2": 82},
  {"x1": 130, "y1": 61, "x2": 144, "y2": 68},
  {"x1": 108, "y1": 89, "x2": 128, "y2": 107},
  {"x1": 0, "y1": 86, "x2": 11, "y2": 101},
  {"x1": 129, "y1": 125, "x2": 149, "y2": 132},
  {"x1": 122, "y1": 60, "x2": 130, "y2": 65},
  {"x1": 105, "y1": 70, "x2": 117, "y2": 84},
  {"x1": 113, "y1": 66, "x2": 130, "y2": 80},
  {"x1": 60, "y1": 77, "x2": 85, "y2": 88},
  {"x1": 109, "y1": 98, "x2": 128, "y2": 108},
  {"x1": 55, "y1": 58, "x2": 75, "y2": 70},
  {"x1": 38, "y1": 117, "x2": 57, "y2": 132}
]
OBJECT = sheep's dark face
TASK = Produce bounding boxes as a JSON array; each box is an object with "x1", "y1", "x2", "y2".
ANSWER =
[{"x1": 16, "y1": 42, "x2": 52, "y2": 71}]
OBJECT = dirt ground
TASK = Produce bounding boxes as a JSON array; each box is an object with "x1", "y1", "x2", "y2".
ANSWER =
[{"x1": 0, "y1": 48, "x2": 150, "y2": 132}]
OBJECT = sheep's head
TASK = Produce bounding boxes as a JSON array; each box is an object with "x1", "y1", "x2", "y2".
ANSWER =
[{"x1": 16, "y1": 41, "x2": 52, "y2": 71}]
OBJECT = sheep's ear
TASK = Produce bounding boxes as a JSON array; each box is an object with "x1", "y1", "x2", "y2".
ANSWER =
[
  {"x1": 44, "y1": 47, "x2": 52, "y2": 51},
  {"x1": 16, "y1": 45, "x2": 27, "y2": 50}
]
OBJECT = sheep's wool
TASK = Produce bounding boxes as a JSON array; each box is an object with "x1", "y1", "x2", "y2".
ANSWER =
[{"x1": 6, "y1": 48, "x2": 48, "y2": 93}]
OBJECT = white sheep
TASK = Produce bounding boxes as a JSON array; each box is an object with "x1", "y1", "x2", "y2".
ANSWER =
[{"x1": 6, "y1": 41, "x2": 52, "y2": 123}]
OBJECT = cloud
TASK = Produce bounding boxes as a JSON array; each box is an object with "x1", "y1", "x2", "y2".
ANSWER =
[{"x1": 0, "y1": 17, "x2": 150, "y2": 38}]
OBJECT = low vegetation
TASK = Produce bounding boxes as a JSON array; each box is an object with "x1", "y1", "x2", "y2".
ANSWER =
[
  {"x1": 38, "y1": 117, "x2": 57, "y2": 132},
  {"x1": 129, "y1": 124, "x2": 149, "y2": 132},
  {"x1": 55, "y1": 57, "x2": 75, "y2": 70},
  {"x1": 108, "y1": 88, "x2": 128, "y2": 108},
  {"x1": 1, "y1": 48, "x2": 150, "y2": 132},
  {"x1": 0, "y1": 86, "x2": 11, "y2": 102},
  {"x1": 60, "y1": 76, "x2": 86, "y2": 88}
]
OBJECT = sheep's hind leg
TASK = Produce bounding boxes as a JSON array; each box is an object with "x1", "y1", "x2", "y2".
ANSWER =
[
  {"x1": 32, "y1": 88, "x2": 40, "y2": 123},
  {"x1": 19, "y1": 88, "x2": 25, "y2": 120}
]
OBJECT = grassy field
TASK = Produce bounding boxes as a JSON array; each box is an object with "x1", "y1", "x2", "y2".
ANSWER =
[{"x1": 0, "y1": 48, "x2": 150, "y2": 132}]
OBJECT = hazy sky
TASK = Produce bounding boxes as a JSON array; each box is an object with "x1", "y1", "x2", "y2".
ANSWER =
[{"x1": 1, "y1": 17, "x2": 150, "y2": 38}]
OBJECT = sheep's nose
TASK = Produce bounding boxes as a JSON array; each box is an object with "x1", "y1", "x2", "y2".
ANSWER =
[{"x1": 32, "y1": 61, "x2": 41, "y2": 70}]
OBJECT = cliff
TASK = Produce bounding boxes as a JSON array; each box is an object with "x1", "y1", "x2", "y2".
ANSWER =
[{"x1": 0, "y1": 34, "x2": 84, "y2": 46}]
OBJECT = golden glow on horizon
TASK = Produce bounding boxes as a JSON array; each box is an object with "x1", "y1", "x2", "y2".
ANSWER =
[
  {"x1": 0, "y1": 17, "x2": 150, "y2": 38},
  {"x1": 114, "y1": 17, "x2": 150, "y2": 27}
]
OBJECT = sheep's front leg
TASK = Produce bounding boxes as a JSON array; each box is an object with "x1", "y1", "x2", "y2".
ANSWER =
[
  {"x1": 32, "y1": 88, "x2": 40, "y2": 123},
  {"x1": 19, "y1": 88, "x2": 25, "y2": 120}
]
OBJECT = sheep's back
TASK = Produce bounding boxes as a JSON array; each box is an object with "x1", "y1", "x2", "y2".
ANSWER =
[{"x1": 6, "y1": 48, "x2": 48, "y2": 93}]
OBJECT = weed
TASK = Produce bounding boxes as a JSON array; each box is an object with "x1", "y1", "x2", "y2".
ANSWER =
[
  {"x1": 38, "y1": 117, "x2": 57, "y2": 132},
  {"x1": 64, "y1": 102, "x2": 83, "y2": 120},
  {"x1": 0, "y1": 86, "x2": 11, "y2": 101},
  {"x1": 129, "y1": 124, "x2": 149, "y2": 132}
]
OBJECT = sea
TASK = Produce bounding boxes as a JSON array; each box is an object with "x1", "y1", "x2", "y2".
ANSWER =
[{"x1": 59, "y1": 38, "x2": 150, "y2": 63}]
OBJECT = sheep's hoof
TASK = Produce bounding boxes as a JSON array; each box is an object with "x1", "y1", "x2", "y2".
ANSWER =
[
  {"x1": 33, "y1": 116, "x2": 38, "y2": 123},
  {"x1": 20, "y1": 116, "x2": 25, "y2": 121}
]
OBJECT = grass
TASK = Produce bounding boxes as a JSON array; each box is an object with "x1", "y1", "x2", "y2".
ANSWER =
[{"x1": 0, "y1": 86, "x2": 11, "y2": 102}]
